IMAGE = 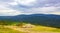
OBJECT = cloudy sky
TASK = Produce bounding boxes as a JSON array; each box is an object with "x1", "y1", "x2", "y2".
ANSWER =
[{"x1": 0, "y1": 0, "x2": 60, "y2": 16}]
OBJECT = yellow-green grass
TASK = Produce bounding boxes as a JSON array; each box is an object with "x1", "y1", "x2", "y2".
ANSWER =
[
  {"x1": 0, "y1": 26, "x2": 25, "y2": 33},
  {"x1": 30, "y1": 25, "x2": 60, "y2": 32}
]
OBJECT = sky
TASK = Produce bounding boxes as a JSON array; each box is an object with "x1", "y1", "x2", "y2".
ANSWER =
[{"x1": 0, "y1": 0, "x2": 60, "y2": 16}]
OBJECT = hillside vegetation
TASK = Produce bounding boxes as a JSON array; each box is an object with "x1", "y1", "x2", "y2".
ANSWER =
[{"x1": 0, "y1": 20, "x2": 60, "y2": 33}]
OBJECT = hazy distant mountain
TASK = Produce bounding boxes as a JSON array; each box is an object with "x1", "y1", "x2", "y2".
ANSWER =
[
  {"x1": 0, "y1": 14, "x2": 60, "y2": 28},
  {"x1": 10, "y1": 14, "x2": 60, "y2": 22}
]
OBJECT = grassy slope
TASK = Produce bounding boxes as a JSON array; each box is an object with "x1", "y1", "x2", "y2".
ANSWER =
[
  {"x1": 12, "y1": 22, "x2": 60, "y2": 32},
  {"x1": 0, "y1": 26, "x2": 25, "y2": 33},
  {"x1": 31, "y1": 25, "x2": 60, "y2": 32},
  {"x1": 0, "y1": 21, "x2": 60, "y2": 32}
]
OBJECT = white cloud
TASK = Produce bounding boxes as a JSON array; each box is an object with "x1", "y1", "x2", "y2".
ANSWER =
[
  {"x1": 38, "y1": 6, "x2": 59, "y2": 12},
  {"x1": 17, "y1": 0, "x2": 36, "y2": 6},
  {"x1": 8, "y1": 2, "x2": 18, "y2": 6},
  {"x1": 22, "y1": 6, "x2": 60, "y2": 15},
  {"x1": 0, "y1": 0, "x2": 60, "y2": 16},
  {"x1": 48, "y1": 11, "x2": 60, "y2": 15},
  {"x1": 8, "y1": 0, "x2": 36, "y2": 6},
  {"x1": 0, "y1": 9, "x2": 23, "y2": 16},
  {"x1": 0, "y1": 3, "x2": 23, "y2": 16}
]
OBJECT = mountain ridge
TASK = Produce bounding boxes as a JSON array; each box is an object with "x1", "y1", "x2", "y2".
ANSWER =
[{"x1": 0, "y1": 14, "x2": 60, "y2": 28}]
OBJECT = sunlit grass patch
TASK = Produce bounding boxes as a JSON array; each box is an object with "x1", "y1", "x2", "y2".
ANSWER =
[
  {"x1": 0, "y1": 26, "x2": 25, "y2": 33},
  {"x1": 30, "y1": 25, "x2": 60, "y2": 32}
]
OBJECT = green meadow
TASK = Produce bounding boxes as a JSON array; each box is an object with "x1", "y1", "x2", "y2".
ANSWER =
[{"x1": 0, "y1": 20, "x2": 60, "y2": 33}]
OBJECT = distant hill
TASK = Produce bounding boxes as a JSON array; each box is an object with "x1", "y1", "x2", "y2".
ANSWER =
[{"x1": 0, "y1": 14, "x2": 60, "y2": 28}]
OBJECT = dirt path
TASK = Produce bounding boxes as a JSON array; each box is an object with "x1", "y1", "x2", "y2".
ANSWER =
[{"x1": 4, "y1": 26, "x2": 60, "y2": 33}]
